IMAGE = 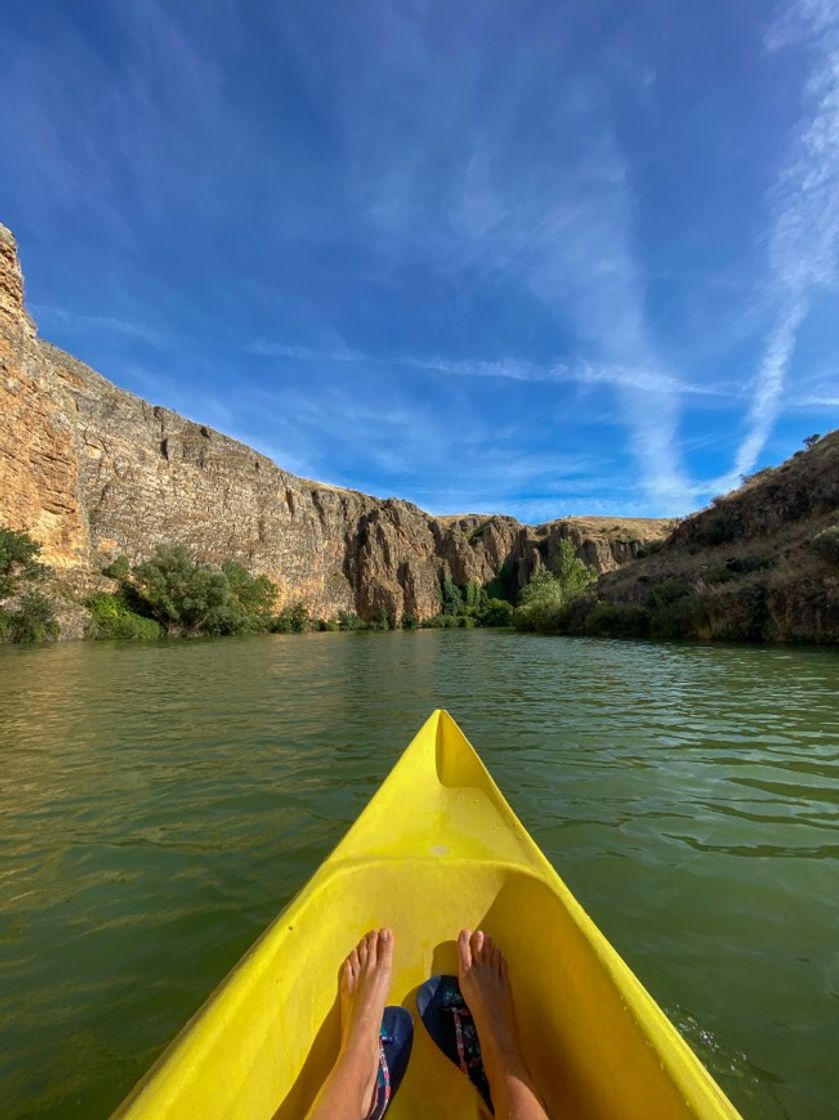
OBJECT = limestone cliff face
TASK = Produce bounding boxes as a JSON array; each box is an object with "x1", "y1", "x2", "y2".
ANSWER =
[{"x1": 0, "y1": 224, "x2": 672, "y2": 627}]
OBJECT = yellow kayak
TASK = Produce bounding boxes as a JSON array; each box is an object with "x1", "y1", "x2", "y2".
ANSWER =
[{"x1": 111, "y1": 710, "x2": 742, "y2": 1119}]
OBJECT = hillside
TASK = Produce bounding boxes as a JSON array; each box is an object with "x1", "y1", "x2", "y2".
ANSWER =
[
  {"x1": 594, "y1": 432, "x2": 839, "y2": 641},
  {"x1": 0, "y1": 224, "x2": 673, "y2": 635}
]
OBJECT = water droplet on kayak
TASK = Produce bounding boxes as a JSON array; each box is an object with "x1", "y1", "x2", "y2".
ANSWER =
[{"x1": 430, "y1": 844, "x2": 448, "y2": 856}]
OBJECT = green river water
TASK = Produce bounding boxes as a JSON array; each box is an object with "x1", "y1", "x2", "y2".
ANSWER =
[{"x1": 0, "y1": 630, "x2": 837, "y2": 1119}]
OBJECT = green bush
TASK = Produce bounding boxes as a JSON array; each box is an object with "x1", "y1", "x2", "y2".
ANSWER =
[
  {"x1": 316, "y1": 618, "x2": 340, "y2": 631},
  {"x1": 585, "y1": 602, "x2": 651, "y2": 638},
  {"x1": 86, "y1": 593, "x2": 163, "y2": 640},
  {"x1": 217, "y1": 561, "x2": 276, "y2": 633},
  {"x1": 401, "y1": 613, "x2": 419, "y2": 630},
  {"x1": 637, "y1": 539, "x2": 664, "y2": 558},
  {"x1": 694, "y1": 511, "x2": 738, "y2": 546},
  {"x1": 484, "y1": 563, "x2": 516, "y2": 603},
  {"x1": 271, "y1": 602, "x2": 309, "y2": 633},
  {"x1": 367, "y1": 608, "x2": 393, "y2": 631},
  {"x1": 424, "y1": 613, "x2": 461, "y2": 628},
  {"x1": 439, "y1": 578, "x2": 464, "y2": 616},
  {"x1": 705, "y1": 556, "x2": 774, "y2": 584},
  {"x1": 5, "y1": 593, "x2": 60, "y2": 643},
  {"x1": 513, "y1": 543, "x2": 595, "y2": 633},
  {"x1": 338, "y1": 611, "x2": 367, "y2": 631},
  {"x1": 477, "y1": 598, "x2": 514, "y2": 627},
  {"x1": 810, "y1": 526, "x2": 839, "y2": 564},
  {"x1": 102, "y1": 554, "x2": 130, "y2": 580},
  {"x1": 0, "y1": 526, "x2": 47, "y2": 597},
  {"x1": 132, "y1": 546, "x2": 229, "y2": 633}
]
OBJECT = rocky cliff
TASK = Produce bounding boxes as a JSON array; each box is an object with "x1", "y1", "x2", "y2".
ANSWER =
[{"x1": 0, "y1": 224, "x2": 672, "y2": 631}]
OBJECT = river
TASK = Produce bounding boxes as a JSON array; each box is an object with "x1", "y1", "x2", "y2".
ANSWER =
[{"x1": 0, "y1": 630, "x2": 837, "y2": 1118}]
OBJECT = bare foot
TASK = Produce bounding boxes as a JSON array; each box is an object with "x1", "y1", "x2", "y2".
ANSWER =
[
  {"x1": 339, "y1": 928, "x2": 394, "y2": 1115},
  {"x1": 458, "y1": 930, "x2": 519, "y2": 1059}
]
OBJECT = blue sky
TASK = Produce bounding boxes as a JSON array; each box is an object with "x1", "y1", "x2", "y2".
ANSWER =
[{"x1": 1, "y1": 0, "x2": 837, "y2": 520}]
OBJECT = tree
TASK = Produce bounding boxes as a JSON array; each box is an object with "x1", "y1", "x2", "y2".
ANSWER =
[
  {"x1": 0, "y1": 526, "x2": 46, "y2": 598},
  {"x1": 477, "y1": 598, "x2": 514, "y2": 627},
  {"x1": 551, "y1": 539, "x2": 597, "y2": 598},
  {"x1": 514, "y1": 542, "x2": 596, "y2": 632},
  {"x1": 440, "y1": 578, "x2": 464, "y2": 616},
  {"x1": 803, "y1": 433, "x2": 821, "y2": 449},
  {"x1": 5, "y1": 593, "x2": 60, "y2": 643},
  {"x1": 220, "y1": 561, "x2": 276, "y2": 632},
  {"x1": 132, "y1": 546, "x2": 229, "y2": 634}
]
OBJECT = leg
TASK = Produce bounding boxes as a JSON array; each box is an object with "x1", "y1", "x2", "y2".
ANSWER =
[
  {"x1": 458, "y1": 929, "x2": 550, "y2": 1120},
  {"x1": 306, "y1": 928, "x2": 394, "y2": 1120}
]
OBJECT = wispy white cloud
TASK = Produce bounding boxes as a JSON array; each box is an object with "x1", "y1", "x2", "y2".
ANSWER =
[
  {"x1": 731, "y1": 0, "x2": 839, "y2": 480},
  {"x1": 32, "y1": 304, "x2": 162, "y2": 345},
  {"x1": 249, "y1": 339, "x2": 733, "y2": 399}
]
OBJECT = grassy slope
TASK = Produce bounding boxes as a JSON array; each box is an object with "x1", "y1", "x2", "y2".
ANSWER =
[{"x1": 596, "y1": 430, "x2": 839, "y2": 642}]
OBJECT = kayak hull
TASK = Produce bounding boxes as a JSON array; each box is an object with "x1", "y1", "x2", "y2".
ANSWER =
[{"x1": 111, "y1": 710, "x2": 741, "y2": 1119}]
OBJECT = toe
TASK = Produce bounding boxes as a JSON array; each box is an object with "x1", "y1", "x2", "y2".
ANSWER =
[
  {"x1": 471, "y1": 929, "x2": 485, "y2": 961},
  {"x1": 366, "y1": 928, "x2": 379, "y2": 965},
  {"x1": 378, "y1": 927, "x2": 394, "y2": 966},
  {"x1": 458, "y1": 929, "x2": 473, "y2": 972},
  {"x1": 358, "y1": 935, "x2": 369, "y2": 968}
]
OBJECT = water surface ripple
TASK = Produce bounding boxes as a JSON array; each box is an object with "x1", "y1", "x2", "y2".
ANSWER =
[{"x1": 0, "y1": 632, "x2": 837, "y2": 1118}]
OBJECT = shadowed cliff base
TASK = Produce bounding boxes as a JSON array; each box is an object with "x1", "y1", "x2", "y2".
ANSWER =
[{"x1": 0, "y1": 223, "x2": 672, "y2": 637}]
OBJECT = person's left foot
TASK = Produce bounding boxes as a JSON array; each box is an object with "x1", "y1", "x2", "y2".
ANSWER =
[{"x1": 339, "y1": 928, "x2": 394, "y2": 1117}]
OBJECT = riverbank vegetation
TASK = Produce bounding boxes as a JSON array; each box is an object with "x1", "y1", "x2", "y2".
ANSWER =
[
  {"x1": 82, "y1": 545, "x2": 517, "y2": 640},
  {"x1": 0, "y1": 527, "x2": 60, "y2": 643}
]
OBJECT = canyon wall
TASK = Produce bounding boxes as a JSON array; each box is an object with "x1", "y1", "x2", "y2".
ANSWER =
[{"x1": 0, "y1": 224, "x2": 673, "y2": 628}]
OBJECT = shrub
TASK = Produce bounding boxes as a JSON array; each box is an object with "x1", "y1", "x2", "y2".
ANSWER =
[
  {"x1": 477, "y1": 598, "x2": 514, "y2": 627},
  {"x1": 219, "y1": 561, "x2": 276, "y2": 633},
  {"x1": 810, "y1": 526, "x2": 839, "y2": 565},
  {"x1": 424, "y1": 613, "x2": 461, "y2": 628},
  {"x1": 693, "y1": 511, "x2": 738, "y2": 546},
  {"x1": 102, "y1": 554, "x2": 130, "y2": 581},
  {"x1": 550, "y1": 539, "x2": 597, "y2": 596},
  {"x1": 316, "y1": 618, "x2": 340, "y2": 631},
  {"x1": 484, "y1": 563, "x2": 516, "y2": 603},
  {"x1": 132, "y1": 546, "x2": 229, "y2": 633},
  {"x1": 0, "y1": 526, "x2": 46, "y2": 597},
  {"x1": 803, "y1": 433, "x2": 821, "y2": 449},
  {"x1": 439, "y1": 578, "x2": 464, "y2": 616},
  {"x1": 338, "y1": 611, "x2": 367, "y2": 631},
  {"x1": 514, "y1": 544, "x2": 595, "y2": 633},
  {"x1": 5, "y1": 593, "x2": 60, "y2": 643},
  {"x1": 401, "y1": 613, "x2": 418, "y2": 630},
  {"x1": 271, "y1": 602, "x2": 309, "y2": 633},
  {"x1": 706, "y1": 555, "x2": 775, "y2": 584},
  {"x1": 87, "y1": 593, "x2": 163, "y2": 640},
  {"x1": 637, "y1": 539, "x2": 664, "y2": 558},
  {"x1": 585, "y1": 603, "x2": 651, "y2": 639}
]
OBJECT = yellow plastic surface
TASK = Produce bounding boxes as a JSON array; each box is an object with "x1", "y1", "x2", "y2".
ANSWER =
[{"x1": 111, "y1": 710, "x2": 742, "y2": 1119}]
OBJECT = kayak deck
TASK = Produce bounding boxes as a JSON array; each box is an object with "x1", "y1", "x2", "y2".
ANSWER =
[{"x1": 112, "y1": 710, "x2": 741, "y2": 1119}]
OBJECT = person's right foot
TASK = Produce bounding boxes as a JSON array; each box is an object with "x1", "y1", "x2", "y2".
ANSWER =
[{"x1": 457, "y1": 929, "x2": 523, "y2": 1068}]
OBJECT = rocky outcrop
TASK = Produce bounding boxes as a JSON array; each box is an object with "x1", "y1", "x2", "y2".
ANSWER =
[{"x1": 0, "y1": 224, "x2": 673, "y2": 624}]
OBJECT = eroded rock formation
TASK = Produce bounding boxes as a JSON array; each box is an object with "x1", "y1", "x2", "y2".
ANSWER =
[{"x1": 0, "y1": 224, "x2": 673, "y2": 628}]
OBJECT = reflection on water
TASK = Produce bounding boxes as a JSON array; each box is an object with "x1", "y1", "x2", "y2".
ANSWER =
[{"x1": 0, "y1": 631, "x2": 837, "y2": 1119}]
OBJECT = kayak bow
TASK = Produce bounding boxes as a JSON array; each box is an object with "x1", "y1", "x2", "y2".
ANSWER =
[{"x1": 111, "y1": 709, "x2": 742, "y2": 1119}]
